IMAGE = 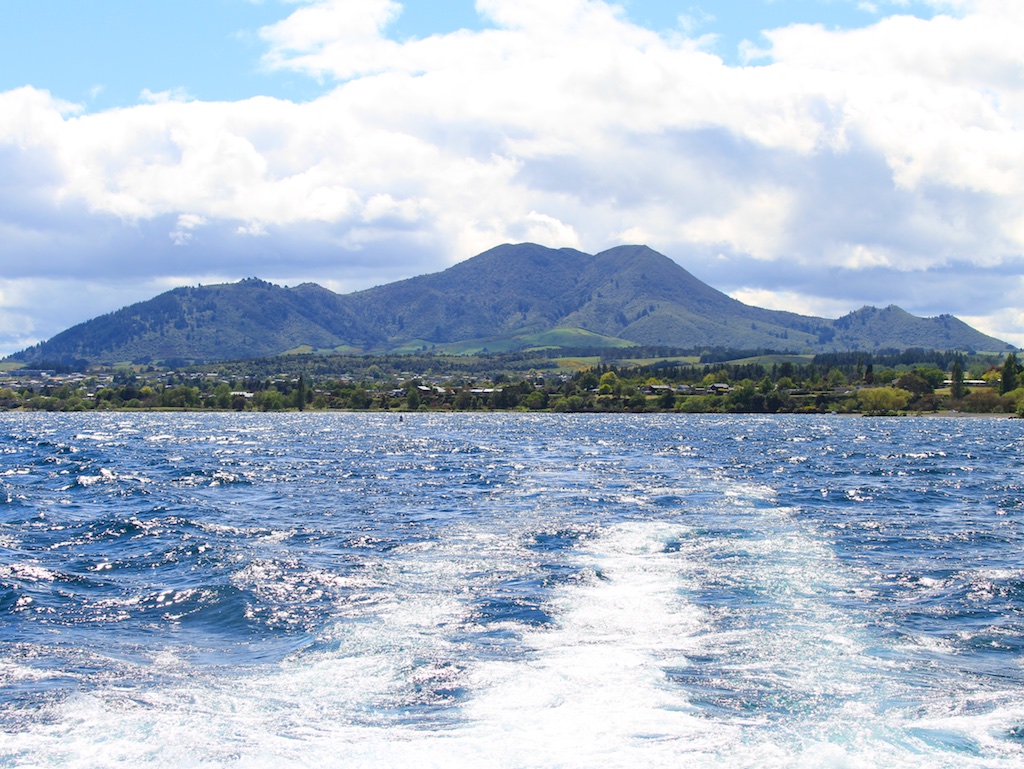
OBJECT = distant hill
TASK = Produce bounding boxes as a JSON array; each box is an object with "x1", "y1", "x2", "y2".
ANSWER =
[
  {"x1": 10, "y1": 278, "x2": 378, "y2": 367},
  {"x1": 6, "y1": 244, "x2": 1014, "y2": 366}
]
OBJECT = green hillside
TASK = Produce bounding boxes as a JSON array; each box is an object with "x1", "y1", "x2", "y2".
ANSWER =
[{"x1": 6, "y1": 244, "x2": 1014, "y2": 367}]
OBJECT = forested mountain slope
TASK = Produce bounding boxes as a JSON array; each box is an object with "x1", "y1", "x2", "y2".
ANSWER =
[{"x1": 7, "y1": 244, "x2": 1013, "y2": 366}]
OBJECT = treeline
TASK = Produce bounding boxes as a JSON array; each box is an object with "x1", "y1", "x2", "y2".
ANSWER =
[
  {"x1": 812, "y1": 348, "x2": 976, "y2": 372},
  {"x1": 2, "y1": 351, "x2": 1022, "y2": 416}
]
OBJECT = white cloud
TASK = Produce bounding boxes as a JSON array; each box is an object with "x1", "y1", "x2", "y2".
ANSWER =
[
  {"x1": 677, "y1": 7, "x2": 716, "y2": 36},
  {"x1": 140, "y1": 87, "x2": 194, "y2": 104},
  {"x1": 514, "y1": 211, "x2": 581, "y2": 249},
  {"x1": 962, "y1": 303, "x2": 1024, "y2": 349},
  {"x1": 0, "y1": 276, "x2": 174, "y2": 352},
  {"x1": 1, "y1": 0, "x2": 1024, "y2": 353},
  {"x1": 170, "y1": 213, "x2": 207, "y2": 245},
  {"x1": 237, "y1": 221, "x2": 267, "y2": 237},
  {"x1": 259, "y1": 0, "x2": 404, "y2": 79},
  {"x1": 728, "y1": 288, "x2": 860, "y2": 322},
  {"x1": 677, "y1": 187, "x2": 796, "y2": 261}
]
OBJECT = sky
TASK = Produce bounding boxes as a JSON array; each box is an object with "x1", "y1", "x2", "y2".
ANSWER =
[{"x1": 2, "y1": 0, "x2": 1023, "y2": 356}]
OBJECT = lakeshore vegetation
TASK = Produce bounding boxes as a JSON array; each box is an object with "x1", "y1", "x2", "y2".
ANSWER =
[{"x1": 2, "y1": 349, "x2": 1022, "y2": 417}]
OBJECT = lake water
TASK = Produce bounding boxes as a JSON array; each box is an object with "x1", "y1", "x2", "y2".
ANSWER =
[{"x1": 2, "y1": 412, "x2": 1023, "y2": 768}]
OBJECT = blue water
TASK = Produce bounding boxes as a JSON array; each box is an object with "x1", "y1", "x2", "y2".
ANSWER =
[{"x1": 2, "y1": 412, "x2": 1023, "y2": 768}]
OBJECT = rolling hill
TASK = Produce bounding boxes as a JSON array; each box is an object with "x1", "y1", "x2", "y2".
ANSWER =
[{"x1": 6, "y1": 243, "x2": 1014, "y2": 366}]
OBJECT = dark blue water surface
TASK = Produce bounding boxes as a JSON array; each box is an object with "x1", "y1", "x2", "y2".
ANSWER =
[{"x1": 1, "y1": 412, "x2": 1023, "y2": 767}]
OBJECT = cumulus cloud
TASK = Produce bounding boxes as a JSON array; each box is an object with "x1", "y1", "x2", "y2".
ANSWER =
[
  {"x1": 140, "y1": 87, "x2": 194, "y2": 104},
  {"x1": 728, "y1": 288, "x2": 859, "y2": 322},
  {"x1": 259, "y1": 0, "x2": 404, "y2": 79},
  {"x1": 1, "y1": 0, "x2": 1023, "y2": 353},
  {"x1": 0, "y1": 276, "x2": 178, "y2": 355},
  {"x1": 170, "y1": 213, "x2": 206, "y2": 245}
]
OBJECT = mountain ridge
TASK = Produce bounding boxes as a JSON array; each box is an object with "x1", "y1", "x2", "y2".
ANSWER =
[{"x1": 6, "y1": 243, "x2": 1014, "y2": 366}]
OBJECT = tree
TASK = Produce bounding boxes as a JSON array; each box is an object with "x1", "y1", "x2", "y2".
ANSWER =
[
  {"x1": 260, "y1": 389, "x2": 286, "y2": 411},
  {"x1": 917, "y1": 366, "x2": 947, "y2": 390},
  {"x1": 525, "y1": 391, "x2": 548, "y2": 410},
  {"x1": 950, "y1": 359, "x2": 967, "y2": 400},
  {"x1": 349, "y1": 388, "x2": 371, "y2": 409},
  {"x1": 295, "y1": 374, "x2": 307, "y2": 411},
  {"x1": 894, "y1": 371, "x2": 932, "y2": 395},
  {"x1": 826, "y1": 368, "x2": 848, "y2": 388},
  {"x1": 657, "y1": 388, "x2": 676, "y2": 410},
  {"x1": 726, "y1": 381, "x2": 758, "y2": 412},
  {"x1": 962, "y1": 390, "x2": 1006, "y2": 413},
  {"x1": 858, "y1": 387, "x2": 911, "y2": 415},
  {"x1": 578, "y1": 371, "x2": 599, "y2": 391},
  {"x1": 679, "y1": 395, "x2": 718, "y2": 413},
  {"x1": 406, "y1": 387, "x2": 421, "y2": 410},
  {"x1": 161, "y1": 385, "x2": 200, "y2": 408},
  {"x1": 702, "y1": 370, "x2": 730, "y2": 386},
  {"x1": 214, "y1": 382, "x2": 232, "y2": 409},
  {"x1": 1000, "y1": 353, "x2": 1020, "y2": 395}
]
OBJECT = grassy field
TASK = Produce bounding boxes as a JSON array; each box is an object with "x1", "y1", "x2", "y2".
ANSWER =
[
  {"x1": 722, "y1": 353, "x2": 815, "y2": 366},
  {"x1": 385, "y1": 328, "x2": 636, "y2": 356}
]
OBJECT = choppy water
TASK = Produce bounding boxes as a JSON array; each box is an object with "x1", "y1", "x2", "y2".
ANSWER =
[{"x1": 1, "y1": 412, "x2": 1023, "y2": 768}]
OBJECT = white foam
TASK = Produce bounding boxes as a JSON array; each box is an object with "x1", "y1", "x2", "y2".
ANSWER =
[
  {"x1": 7, "y1": 500, "x2": 1024, "y2": 768},
  {"x1": 454, "y1": 520, "x2": 722, "y2": 767}
]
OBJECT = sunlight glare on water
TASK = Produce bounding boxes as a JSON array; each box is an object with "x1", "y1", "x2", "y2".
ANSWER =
[{"x1": 1, "y1": 413, "x2": 1023, "y2": 768}]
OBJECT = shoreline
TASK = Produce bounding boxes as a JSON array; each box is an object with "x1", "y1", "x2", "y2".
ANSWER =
[{"x1": 0, "y1": 407, "x2": 1018, "y2": 418}]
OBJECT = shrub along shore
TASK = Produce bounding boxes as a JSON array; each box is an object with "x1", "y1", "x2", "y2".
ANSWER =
[{"x1": 2, "y1": 350, "x2": 1022, "y2": 416}]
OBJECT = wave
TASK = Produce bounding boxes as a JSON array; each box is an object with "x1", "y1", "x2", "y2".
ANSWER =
[{"x1": 3, "y1": 413, "x2": 1024, "y2": 767}]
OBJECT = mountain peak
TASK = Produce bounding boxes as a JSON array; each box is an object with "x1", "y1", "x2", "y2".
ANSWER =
[{"x1": 5, "y1": 244, "x2": 1014, "y2": 366}]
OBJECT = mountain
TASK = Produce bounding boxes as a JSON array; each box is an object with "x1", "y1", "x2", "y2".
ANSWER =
[
  {"x1": 342, "y1": 244, "x2": 833, "y2": 351},
  {"x1": 11, "y1": 278, "x2": 378, "y2": 367},
  {"x1": 7, "y1": 244, "x2": 1014, "y2": 366}
]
